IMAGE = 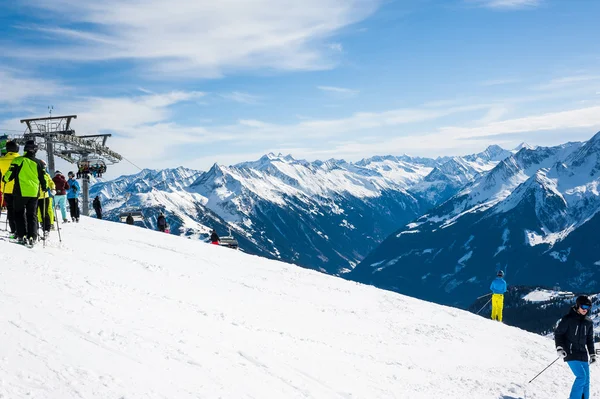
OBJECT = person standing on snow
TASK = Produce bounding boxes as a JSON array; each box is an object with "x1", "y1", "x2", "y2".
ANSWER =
[
  {"x1": 52, "y1": 171, "x2": 70, "y2": 223},
  {"x1": 555, "y1": 295, "x2": 596, "y2": 399},
  {"x1": 157, "y1": 212, "x2": 166, "y2": 232},
  {"x1": 93, "y1": 196, "x2": 102, "y2": 219},
  {"x1": 126, "y1": 213, "x2": 134, "y2": 225},
  {"x1": 66, "y1": 171, "x2": 80, "y2": 222},
  {"x1": 2, "y1": 140, "x2": 47, "y2": 245},
  {"x1": 210, "y1": 229, "x2": 220, "y2": 245},
  {"x1": 37, "y1": 159, "x2": 56, "y2": 235},
  {"x1": 0, "y1": 141, "x2": 21, "y2": 237},
  {"x1": 490, "y1": 270, "x2": 507, "y2": 322}
]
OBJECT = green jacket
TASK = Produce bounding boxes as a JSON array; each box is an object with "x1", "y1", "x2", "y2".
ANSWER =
[
  {"x1": 2, "y1": 154, "x2": 47, "y2": 198},
  {"x1": 0, "y1": 152, "x2": 19, "y2": 194}
]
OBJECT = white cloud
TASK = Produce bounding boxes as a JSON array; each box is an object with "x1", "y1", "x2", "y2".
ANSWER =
[
  {"x1": 479, "y1": 78, "x2": 519, "y2": 86},
  {"x1": 0, "y1": 69, "x2": 66, "y2": 104},
  {"x1": 219, "y1": 92, "x2": 261, "y2": 105},
  {"x1": 534, "y1": 75, "x2": 600, "y2": 91},
  {"x1": 317, "y1": 86, "x2": 359, "y2": 98},
  {"x1": 439, "y1": 106, "x2": 600, "y2": 139},
  {"x1": 13, "y1": 0, "x2": 381, "y2": 77},
  {"x1": 469, "y1": 0, "x2": 541, "y2": 9}
]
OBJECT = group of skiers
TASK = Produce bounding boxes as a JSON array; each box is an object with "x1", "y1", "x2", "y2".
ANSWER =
[
  {"x1": 0, "y1": 140, "x2": 82, "y2": 245},
  {"x1": 487, "y1": 271, "x2": 596, "y2": 398}
]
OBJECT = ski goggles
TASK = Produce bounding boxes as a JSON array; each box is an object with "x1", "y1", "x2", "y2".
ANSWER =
[{"x1": 581, "y1": 305, "x2": 591, "y2": 310}]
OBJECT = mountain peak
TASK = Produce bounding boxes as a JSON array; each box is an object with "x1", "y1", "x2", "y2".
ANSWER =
[{"x1": 514, "y1": 142, "x2": 534, "y2": 152}]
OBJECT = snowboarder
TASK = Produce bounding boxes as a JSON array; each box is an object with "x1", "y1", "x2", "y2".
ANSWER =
[
  {"x1": 126, "y1": 213, "x2": 134, "y2": 225},
  {"x1": 490, "y1": 270, "x2": 507, "y2": 322},
  {"x1": 157, "y1": 212, "x2": 166, "y2": 232},
  {"x1": 555, "y1": 295, "x2": 596, "y2": 399},
  {"x1": 66, "y1": 171, "x2": 80, "y2": 222},
  {"x1": 210, "y1": 229, "x2": 220, "y2": 245},
  {"x1": 0, "y1": 141, "x2": 20, "y2": 237},
  {"x1": 52, "y1": 171, "x2": 70, "y2": 223},
  {"x1": 2, "y1": 140, "x2": 47, "y2": 245},
  {"x1": 93, "y1": 196, "x2": 102, "y2": 219}
]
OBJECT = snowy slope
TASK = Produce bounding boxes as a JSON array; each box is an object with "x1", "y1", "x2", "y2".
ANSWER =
[{"x1": 0, "y1": 216, "x2": 595, "y2": 399}]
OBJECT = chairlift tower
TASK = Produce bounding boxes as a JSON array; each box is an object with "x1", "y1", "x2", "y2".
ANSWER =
[{"x1": 17, "y1": 114, "x2": 122, "y2": 215}]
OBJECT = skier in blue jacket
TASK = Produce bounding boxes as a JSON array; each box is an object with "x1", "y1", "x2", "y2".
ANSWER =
[
  {"x1": 66, "y1": 171, "x2": 81, "y2": 222},
  {"x1": 490, "y1": 270, "x2": 507, "y2": 322}
]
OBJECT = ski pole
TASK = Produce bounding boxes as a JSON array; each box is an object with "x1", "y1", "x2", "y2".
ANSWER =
[
  {"x1": 477, "y1": 292, "x2": 492, "y2": 300},
  {"x1": 55, "y1": 205, "x2": 62, "y2": 243},
  {"x1": 528, "y1": 357, "x2": 560, "y2": 383},
  {"x1": 476, "y1": 298, "x2": 492, "y2": 315},
  {"x1": 42, "y1": 197, "x2": 47, "y2": 248}
]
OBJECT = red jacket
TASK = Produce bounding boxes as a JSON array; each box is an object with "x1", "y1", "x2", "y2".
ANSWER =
[{"x1": 52, "y1": 174, "x2": 70, "y2": 195}]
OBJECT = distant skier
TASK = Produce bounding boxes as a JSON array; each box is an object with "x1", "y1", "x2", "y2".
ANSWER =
[
  {"x1": 93, "y1": 196, "x2": 102, "y2": 219},
  {"x1": 490, "y1": 270, "x2": 507, "y2": 322},
  {"x1": 52, "y1": 171, "x2": 70, "y2": 223},
  {"x1": 210, "y1": 229, "x2": 220, "y2": 245},
  {"x1": 157, "y1": 212, "x2": 166, "y2": 232},
  {"x1": 66, "y1": 171, "x2": 81, "y2": 222},
  {"x1": 126, "y1": 213, "x2": 134, "y2": 225},
  {"x1": 555, "y1": 295, "x2": 596, "y2": 399}
]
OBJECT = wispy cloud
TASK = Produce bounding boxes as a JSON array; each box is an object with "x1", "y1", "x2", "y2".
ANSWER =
[
  {"x1": 219, "y1": 92, "x2": 262, "y2": 105},
  {"x1": 534, "y1": 75, "x2": 600, "y2": 91},
  {"x1": 0, "y1": 68, "x2": 66, "y2": 104},
  {"x1": 11, "y1": 0, "x2": 381, "y2": 78},
  {"x1": 469, "y1": 0, "x2": 541, "y2": 9},
  {"x1": 317, "y1": 86, "x2": 359, "y2": 98},
  {"x1": 480, "y1": 78, "x2": 520, "y2": 86}
]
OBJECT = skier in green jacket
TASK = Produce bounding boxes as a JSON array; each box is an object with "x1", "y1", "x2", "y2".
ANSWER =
[{"x1": 2, "y1": 140, "x2": 47, "y2": 245}]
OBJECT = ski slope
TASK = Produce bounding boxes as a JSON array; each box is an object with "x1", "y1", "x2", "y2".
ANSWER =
[{"x1": 0, "y1": 216, "x2": 598, "y2": 398}]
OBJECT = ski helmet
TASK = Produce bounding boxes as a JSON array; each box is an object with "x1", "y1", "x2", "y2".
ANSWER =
[
  {"x1": 23, "y1": 140, "x2": 38, "y2": 153},
  {"x1": 497, "y1": 270, "x2": 504, "y2": 277},
  {"x1": 576, "y1": 295, "x2": 592, "y2": 309}
]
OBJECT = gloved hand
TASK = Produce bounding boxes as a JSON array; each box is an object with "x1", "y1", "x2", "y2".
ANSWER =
[
  {"x1": 50, "y1": 189, "x2": 56, "y2": 196},
  {"x1": 590, "y1": 354, "x2": 597, "y2": 364},
  {"x1": 557, "y1": 347, "x2": 567, "y2": 358}
]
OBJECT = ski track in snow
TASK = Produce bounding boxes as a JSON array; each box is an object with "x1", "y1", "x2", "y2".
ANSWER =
[{"x1": 0, "y1": 215, "x2": 598, "y2": 398}]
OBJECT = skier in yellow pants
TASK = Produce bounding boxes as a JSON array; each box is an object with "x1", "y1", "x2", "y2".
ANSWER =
[{"x1": 490, "y1": 270, "x2": 507, "y2": 322}]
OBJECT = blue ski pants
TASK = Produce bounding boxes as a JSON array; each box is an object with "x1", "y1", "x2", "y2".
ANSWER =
[{"x1": 567, "y1": 360, "x2": 590, "y2": 399}]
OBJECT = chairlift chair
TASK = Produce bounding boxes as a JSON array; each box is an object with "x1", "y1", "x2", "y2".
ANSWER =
[
  {"x1": 119, "y1": 211, "x2": 144, "y2": 223},
  {"x1": 218, "y1": 228, "x2": 239, "y2": 250}
]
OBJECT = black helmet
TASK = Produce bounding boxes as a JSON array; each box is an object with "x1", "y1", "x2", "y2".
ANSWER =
[
  {"x1": 576, "y1": 295, "x2": 592, "y2": 309},
  {"x1": 497, "y1": 270, "x2": 504, "y2": 277},
  {"x1": 23, "y1": 140, "x2": 38, "y2": 153}
]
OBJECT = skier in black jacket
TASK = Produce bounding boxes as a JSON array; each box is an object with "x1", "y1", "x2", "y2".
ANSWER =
[
  {"x1": 555, "y1": 295, "x2": 596, "y2": 399},
  {"x1": 157, "y1": 212, "x2": 166, "y2": 232}
]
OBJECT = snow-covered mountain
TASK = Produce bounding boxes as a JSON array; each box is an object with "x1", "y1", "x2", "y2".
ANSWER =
[
  {"x1": 349, "y1": 132, "x2": 600, "y2": 308},
  {"x1": 90, "y1": 149, "x2": 510, "y2": 274},
  {"x1": 0, "y1": 215, "x2": 596, "y2": 399}
]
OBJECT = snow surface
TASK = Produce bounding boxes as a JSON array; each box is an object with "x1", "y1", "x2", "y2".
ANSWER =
[
  {"x1": 1, "y1": 216, "x2": 598, "y2": 398},
  {"x1": 523, "y1": 289, "x2": 575, "y2": 302}
]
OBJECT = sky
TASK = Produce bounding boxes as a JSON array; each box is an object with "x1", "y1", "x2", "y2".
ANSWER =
[
  {"x1": 1, "y1": 0, "x2": 600, "y2": 178},
  {"x1": 2, "y1": 213, "x2": 599, "y2": 398}
]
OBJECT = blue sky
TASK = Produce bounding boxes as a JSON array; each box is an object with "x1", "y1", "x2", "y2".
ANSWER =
[{"x1": 1, "y1": 0, "x2": 599, "y2": 177}]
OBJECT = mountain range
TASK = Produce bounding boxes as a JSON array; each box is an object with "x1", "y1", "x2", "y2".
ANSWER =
[
  {"x1": 90, "y1": 145, "x2": 514, "y2": 274},
  {"x1": 349, "y1": 132, "x2": 600, "y2": 308}
]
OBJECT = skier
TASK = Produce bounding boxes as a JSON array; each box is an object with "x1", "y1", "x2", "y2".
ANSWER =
[
  {"x1": 37, "y1": 160, "x2": 56, "y2": 235},
  {"x1": 157, "y1": 212, "x2": 166, "y2": 232},
  {"x1": 490, "y1": 270, "x2": 507, "y2": 322},
  {"x1": 555, "y1": 295, "x2": 596, "y2": 399},
  {"x1": 66, "y1": 171, "x2": 80, "y2": 222},
  {"x1": 93, "y1": 196, "x2": 102, "y2": 219},
  {"x1": 210, "y1": 229, "x2": 220, "y2": 245},
  {"x1": 52, "y1": 171, "x2": 70, "y2": 223},
  {"x1": 2, "y1": 140, "x2": 47, "y2": 245},
  {"x1": 0, "y1": 141, "x2": 20, "y2": 237},
  {"x1": 126, "y1": 213, "x2": 134, "y2": 225}
]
